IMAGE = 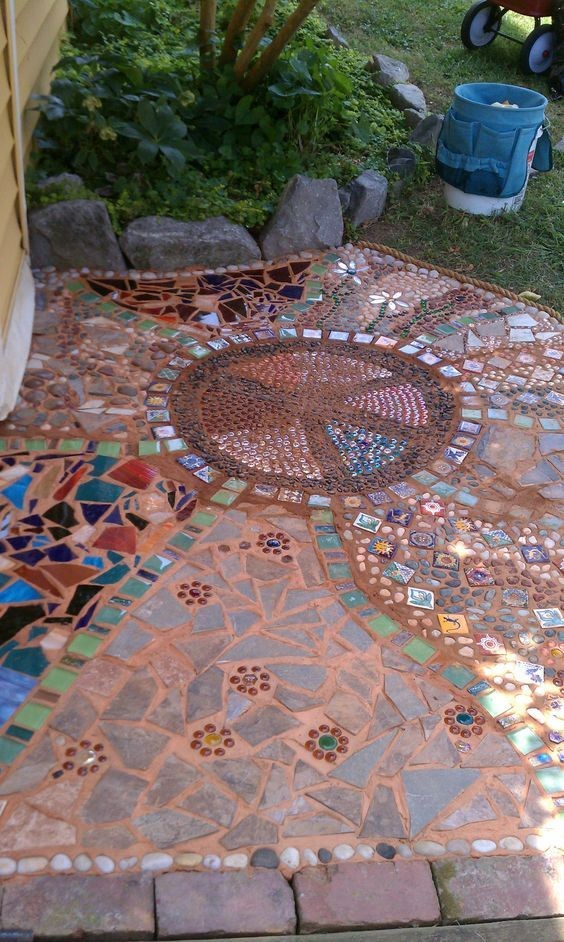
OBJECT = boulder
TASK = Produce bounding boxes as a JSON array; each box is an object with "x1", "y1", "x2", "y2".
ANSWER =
[
  {"x1": 120, "y1": 216, "x2": 261, "y2": 270},
  {"x1": 29, "y1": 200, "x2": 126, "y2": 270},
  {"x1": 36, "y1": 173, "x2": 84, "y2": 192},
  {"x1": 343, "y1": 170, "x2": 388, "y2": 226},
  {"x1": 259, "y1": 174, "x2": 343, "y2": 259},
  {"x1": 389, "y1": 83, "x2": 427, "y2": 116},
  {"x1": 403, "y1": 108, "x2": 426, "y2": 129},
  {"x1": 367, "y1": 53, "x2": 409, "y2": 86},
  {"x1": 387, "y1": 146, "x2": 418, "y2": 179},
  {"x1": 410, "y1": 113, "x2": 444, "y2": 152},
  {"x1": 326, "y1": 25, "x2": 349, "y2": 48}
]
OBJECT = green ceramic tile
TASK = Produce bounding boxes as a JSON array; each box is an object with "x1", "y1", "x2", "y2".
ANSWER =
[
  {"x1": 488, "y1": 408, "x2": 508, "y2": 420},
  {"x1": 158, "y1": 327, "x2": 180, "y2": 338},
  {"x1": 191, "y1": 511, "x2": 217, "y2": 528},
  {"x1": 144, "y1": 554, "x2": 174, "y2": 574},
  {"x1": 461, "y1": 409, "x2": 482, "y2": 420},
  {"x1": 0, "y1": 736, "x2": 26, "y2": 763},
  {"x1": 0, "y1": 439, "x2": 7, "y2": 451},
  {"x1": 411, "y1": 470, "x2": 438, "y2": 486},
  {"x1": 96, "y1": 605, "x2": 125, "y2": 625},
  {"x1": 340, "y1": 589, "x2": 368, "y2": 609},
  {"x1": 507, "y1": 726, "x2": 545, "y2": 755},
  {"x1": 210, "y1": 489, "x2": 238, "y2": 506},
  {"x1": 367, "y1": 613, "x2": 399, "y2": 637},
  {"x1": 311, "y1": 509, "x2": 334, "y2": 523},
  {"x1": 535, "y1": 767, "x2": 564, "y2": 795},
  {"x1": 455, "y1": 490, "x2": 479, "y2": 506},
  {"x1": 5, "y1": 724, "x2": 33, "y2": 742},
  {"x1": 223, "y1": 478, "x2": 247, "y2": 493},
  {"x1": 14, "y1": 701, "x2": 52, "y2": 730},
  {"x1": 478, "y1": 690, "x2": 509, "y2": 716},
  {"x1": 513, "y1": 414, "x2": 533, "y2": 429},
  {"x1": 138, "y1": 440, "x2": 161, "y2": 456},
  {"x1": 168, "y1": 531, "x2": 195, "y2": 552},
  {"x1": 317, "y1": 533, "x2": 341, "y2": 550},
  {"x1": 327, "y1": 563, "x2": 352, "y2": 580},
  {"x1": 442, "y1": 664, "x2": 476, "y2": 689},
  {"x1": 65, "y1": 280, "x2": 84, "y2": 293},
  {"x1": 137, "y1": 319, "x2": 158, "y2": 331},
  {"x1": 59, "y1": 438, "x2": 86, "y2": 452},
  {"x1": 40, "y1": 668, "x2": 77, "y2": 694},
  {"x1": 25, "y1": 438, "x2": 47, "y2": 451},
  {"x1": 97, "y1": 301, "x2": 119, "y2": 313},
  {"x1": 118, "y1": 310, "x2": 137, "y2": 322},
  {"x1": 96, "y1": 441, "x2": 121, "y2": 457},
  {"x1": 67, "y1": 634, "x2": 103, "y2": 658},
  {"x1": 433, "y1": 481, "x2": 457, "y2": 497},
  {"x1": 403, "y1": 637, "x2": 436, "y2": 664},
  {"x1": 164, "y1": 438, "x2": 188, "y2": 453}
]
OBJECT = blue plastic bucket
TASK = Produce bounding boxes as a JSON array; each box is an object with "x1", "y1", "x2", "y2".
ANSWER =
[{"x1": 437, "y1": 82, "x2": 552, "y2": 214}]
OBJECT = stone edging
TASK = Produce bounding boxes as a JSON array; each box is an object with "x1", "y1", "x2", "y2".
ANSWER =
[{"x1": 1, "y1": 855, "x2": 563, "y2": 939}]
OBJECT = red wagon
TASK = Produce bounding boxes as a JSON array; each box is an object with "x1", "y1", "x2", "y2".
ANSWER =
[{"x1": 461, "y1": 0, "x2": 556, "y2": 74}]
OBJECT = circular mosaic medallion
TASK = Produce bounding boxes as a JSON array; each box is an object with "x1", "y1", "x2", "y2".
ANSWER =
[{"x1": 170, "y1": 340, "x2": 457, "y2": 494}]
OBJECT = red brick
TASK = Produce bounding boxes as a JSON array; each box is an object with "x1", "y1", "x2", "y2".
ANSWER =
[
  {"x1": 156, "y1": 870, "x2": 296, "y2": 939},
  {"x1": 293, "y1": 860, "x2": 440, "y2": 932},
  {"x1": 433, "y1": 855, "x2": 564, "y2": 923},
  {"x1": 0, "y1": 873, "x2": 154, "y2": 940}
]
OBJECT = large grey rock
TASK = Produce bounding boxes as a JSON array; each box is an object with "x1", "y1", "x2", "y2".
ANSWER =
[
  {"x1": 120, "y1": 215, "x2": 260, "y2": 269},
  {"x1": 404, "y1": 107, "x2": 427, "y2": 129},
  {"x1": 259, "y1": 174, "x2": 343, "y2": 258},
  {"x1": 387, "y1": 146, "x2": 418, "y2": 179},
  {"x1": 29, "y1": 200, "x2": 126, "y2": 270},
  {"x1": 389, "y1": 83, "x2": 427, "y2": 115},
  {"x1": 410, "y1": 113, "x2": 444, "y2": 152},
  {"x1": 36, "y1": 172, "x2": 84, "y2": 191},
  {"x1": 367, "y1": 53, "x2": 410, "y2": 86},
  {"x1": 326, "y1": 25, "x2": 349, "y2": 47},
  {"x1": 343, "y1": 170, "x2": 388, "y2": 226}
]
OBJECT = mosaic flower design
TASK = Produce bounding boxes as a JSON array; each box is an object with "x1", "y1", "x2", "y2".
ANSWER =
[
  {"x1": 229, "y1": 665, "x2": 271, "y2": 696},
  {"x1": 305, "y1": 724, "x2": 349, "y2": 762},
  {"x1": 369, "y1": 290, "x2": 409, "y2": 311},
  {"x1": 190, "y1": 724, "x2": 235, "y2": 757},
  {"x1": 256, "y1": 531, "x2": 291, "y2": 556},
  {"x1": 333, "y1": 258, "x2": 368, "y2": 285},
  {"x1": 177, "y1": 580, "x2": 213, "y2": 606},
  {"x1": 444, "y1": 705, "x2": 485, "y2": 740},
  {"x1": 53, "y1": 739, "x2": 107, "y2": 779}
]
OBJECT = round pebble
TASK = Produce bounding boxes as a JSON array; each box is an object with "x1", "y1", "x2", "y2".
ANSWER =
[
  {"x1": 141, "y1": 853, "x2": 173, "y2": 871},
  {"x1": 17, "y1": 857, "x2": 47, "y2": 874},
  {"x1": 317, "y1": 848, "x2": 332, "y2": 863},
  {"x1": 333, "y1": 844, "x2": 354, "y2": 861},
  {"x1": 446, "y1": 840, "x2": 470, "y2": 855},
  {"x1": 396, "y1": 845, "x2": 413, "y2": 858},
  {"x1": 95, "y1": 855, "x2": 115, "y2": 874},
  {"x1": 224, "y1": 853, "x2": 248, "y2": 869},
  {"x1": 376, "y1": 843, "x2": 396, "y2": 860},
  {"x1": 119, "y1": 857, "x2": 138, "y2": 871},
  {"x1": 302, "y1": 849, "x2": 318, "y2": 866},
  {"x1": 175, "y1": 853, "x2": 203, "y2": 867},
  {"x1": 357, "y1": 844, "x2": 374, "y2": 860},
  {"x1": 472, "y1": 840, "x2": 497, "y2": 854},
  {"x1": 250, "y1": 847, "x2": 279, "y2": 869},
  {"x1": 413, "y1": 841, "x2": 445, "y2": 856},
  {"x1": 203, "y1": 854, "x2": 222, "y2": 870},
  {"x1": 526, "y1": 834, "x2": 551, "y2": 851},
  {"x1": 0, "y1": 857, "x2": 16, "y2": 876},
  {"x1": 74, "y1": 854, "x2": 93, "y2": 872},
  {"x1": 280, "y1": 847, "x2": 300, "y2": 869},
  {"x1": 51, "y1": 853, "x2": 72, "y2": 872},
  {"x1": 499, "y1": 837, "x2": 523, "y2": 852}
]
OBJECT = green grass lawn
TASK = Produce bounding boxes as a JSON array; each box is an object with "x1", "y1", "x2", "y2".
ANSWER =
[{"x1": 322, "y1": 0, "x2": 564, "y2": 310}]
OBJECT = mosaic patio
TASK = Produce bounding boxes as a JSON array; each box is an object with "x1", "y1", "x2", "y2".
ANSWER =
[{"x1": 0, "y1": 244, "x2": 562, "y2": 878}]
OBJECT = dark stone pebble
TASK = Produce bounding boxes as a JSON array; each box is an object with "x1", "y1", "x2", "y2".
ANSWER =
[
  {"x1": 318, "y1": 848, "x2": 332, "y2": 863},
  {"x1": 376, "y1": 843, "x2": 396, "y2": 860},
  {"x1": 250, "y1": 847, "x2": 279, "y2": 869}
]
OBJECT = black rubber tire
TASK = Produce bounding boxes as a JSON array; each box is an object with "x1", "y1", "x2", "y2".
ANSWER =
[
  {"x1": 461, "y1": 0, "x2": 501, "y2": 49},
  {"x1": 520, "y1": 25, "x2": 556, "y2": 74}
]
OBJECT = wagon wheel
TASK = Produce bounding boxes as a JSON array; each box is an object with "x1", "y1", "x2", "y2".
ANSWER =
[
  {"x1": 520, "y1": 24, "x2": 555, "y2": 74},
  {"x1": 461, "y1": 0, "x2": 502, "y2": 49}
]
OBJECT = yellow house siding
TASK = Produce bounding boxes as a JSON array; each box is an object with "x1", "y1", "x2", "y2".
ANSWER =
[
  {"x1": 0, "y1": 2, "x2": 23, "y2": 338},
  {"x1": 16, "y1": 0, "x2": 67, "y2": 151}
]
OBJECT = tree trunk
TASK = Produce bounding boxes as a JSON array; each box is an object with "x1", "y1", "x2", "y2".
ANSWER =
[
  {"x1": 233, "y1": 0, "x2": 278, "y2": 80},
  {"x1": 242, "y1": 0, "x2": 321, "y2": 89},
  {"x1": 219, "y1": 0, "x2": 257, "y2": 65},
  {"x1": 199, "y1": 0, "x2": 218, "y2": 69}
]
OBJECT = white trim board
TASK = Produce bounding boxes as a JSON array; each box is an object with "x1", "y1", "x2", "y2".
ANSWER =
[{"x1": 0, "y1": 257, "x2": 34, "y2": 420}]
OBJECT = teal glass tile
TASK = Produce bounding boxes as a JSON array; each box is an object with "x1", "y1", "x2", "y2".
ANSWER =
[
  {"x1": 168, "y1": 531, "x2": 195, "y2": 552},
  {"x1": 96, "y1": 606, "x2": 125, "y2": 626},
  {"x1": 121, "y1": 577, "x2": 151, "y2": 598},
  {"x1": 5, "y1": 724, "x2": 33, "y2": 742},
  {"x1": 96, "y1": 441, "x2": 121, "y2": 457},
  {"x1": 513, "y1": 414, "x2": 533, "y2": 429},
  {"x1": 478, "y1": 690, "x2": 510, "y2": 716},
  {"x1": 367, "y1": 613, "x2": 399, "y2": 637},
  {"x1": 327, "y1": 563, "x2": 352, "y2": 580},
  {"x1": 317, "y1": 533, "x2": 341, "y2": 550},
  {"x1": 455, "y1": 490, "x2": 479, "y2": 506},
  {"x1": 507, "y1": 727, "x2": 545, "y2": 755},
  {"x1": 535, "y1": 767, "x2": 564, "y2": 795},
  {"x1": 340, "y1": 589, "x2": 368, "y2": 608},
  {"x1": 432, "y1": 481, "x2": 457, "y2": 497},
  {"x1": 95, "y1": 563, "x2": 130, "y2": 585},
  {"x1": 144, "y1": 553, "x2": 174, "y2": 574},
  {"x1": 403, "y1": 637, "x2": 436, "y2": 664},
  {"x1": 76, "y1": 481, "x2": 124, "y2": 503},
  {"x1": 191, "y1": 511, "x2": 217, "y2": 527},
  {"x1": 488, "y1": 408, "x2": 508, "y2": 420},
  {"x1": 461, "y1": 409, "x2": 482, "y2": 420},
  {"x1": 138, "y1": 440, "x2": 161, "y2": 456},
  {"x1": 0, "y1": 737, "x2": 26, "y2": 763},
  {"x1": 442, "y1": 664, "x2": 476, "y2": 689},
  {"x1": 411, "y1": 471, "x2": 439, "y2": 486}
]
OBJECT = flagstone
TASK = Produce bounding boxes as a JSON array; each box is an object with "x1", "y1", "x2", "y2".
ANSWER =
[
  {"x1": 489, "y1": 785, "x2": 520, "y2": 817},
  {"x1": 275, "y1": 685, "x2": 324, "y2": 712},
  {"x1": 402, "y1": 769, "x2": 480, "y2": 836},
  {"x1": 180, "y1": 782, "x2": 236, "y2": 827},
  {"x1": 495, "y1": 772, "x2": 527, "y2": 803},
  {"x1": 297, "y1": 546, "x2": 325, "y2": 586},
  {"x1": 220, "y1": 814, "x2": 278, "y2": 849},
  {"x1": 267, "y1": 662, "x2": 327, "y2": 691},
  {"x1": 48, "y1": 689, "x2": 98, "y2": 739},
  {"x1": 211, "y1": 758, "x2": 263, "y2": 805},
  {"x1": 338, "y1": 621, "x2": 374, "y2": 651},
  {"x1": 411, "y1": 729, "x2": 459, "y2": 767},
  {"x1": 283, "y1": 813, "x2": 355, "y2": 837},
  {"x1": 29, "y1": 776, "x2": 83, "y2": 818},
  {"x1": 438, "y1": 793, "x2": 497, "y2": 829},
  {"x1": 421, "y1": 715, "x2": 442, "y2": 740},
  {"x1": 79, "y1": 658, "x2": 129, "y2": 696},
  {"x1": 176, "y1": 632, "x2": 230, "y2": 671},
  {"x1": 220, "y1": 637, "x2": 315, "y2": 661},
  {"x1": 101, "y1": 723, "x2": 170, "y2": 770},
  {"x1": 461, "y1": 733, "x2": 519, "y2": 767},
  {"x1": 193, "y1": 602, "x2": 225, "y2": 632},
  {"x1": 135, "y1": 588, "x2": 189, "y2": 631},
  {"x1": 233, "y1": 704, "x2": 300, "y2": 746},
  {"x1": 359, "y1": 785, "x2": 407, "y2": 838},
  {"x1": 105, "y1": 620, "x2": 155, "y2": 659},
  {"x1": 417, "y1": 678, "x2": 454, "y2": 711},
  {"x1": 367, "y1": 695, "x2": 404, "y2": 738},
  {"x1": 384, "y1": 675, "x2": 428, "y2": 720},
  {"x1": 293, "y1": 759, "x2": 326, "y2": 790},
  {"x1": 186, "y1": 665, "x2": 224, "y2": 722},
  {"x1": 229, "y1": 608, "x2": 261, "y2": 635},
  {"x1": 258, "y1": 579, "x2": 289, "y2": 618},
  {"x1": 102, "y1": 667, "x2": 157, "y2": 721},
  {"x1": 259, "y1": 741, "x2": 296, "y2": 765},
  {"x1": 382, "y1": 648, "x2": 425, "y2": 673},
  {"x1": 330, "y1": 731, "x2": 397, "y2": 787},
  {"x1": 134, "y1": 810, "x2": 217, "y2": 848},
  {"x1": 146, "y1": 754, "x2": 201, "y2": 807},
  {"x1": 82, "y1": 825, "x2": 137, "y2": 848},
  {"x1": 325, "y1": 690, "x2": 371, "y2": 734},
  {"x1": 81, "y1": 768, "x2": 148, "y2": 823},
  {"x1": 0, "y1": 804, "x2": 76, "y2": 851},
  {"x1": 380, "y1": 724, "x2": 425, "y2": 775},
  {"x1": 0, "y1": 736, "x2": 55, "y2": 796},
  {"x1": 247, "y1": 556, "x2": 288, "y2": 581},
  {"x1": 520, "y1": 780, "x2": 551, "y2": 827},
  {"x1": 306, "y1": 785, "x2": 363, "y2": 825},
  {"x1": 259, "y1": 765, "x2": 292, "y2": 809},
  {"x1": 147, "y1": 688, "x2": 185, "y2": 734}
]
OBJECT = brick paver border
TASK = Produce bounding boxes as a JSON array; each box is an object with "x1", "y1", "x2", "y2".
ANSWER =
[{"x1": 0, "y1": 856, "x2": 563, "y2": 939}]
